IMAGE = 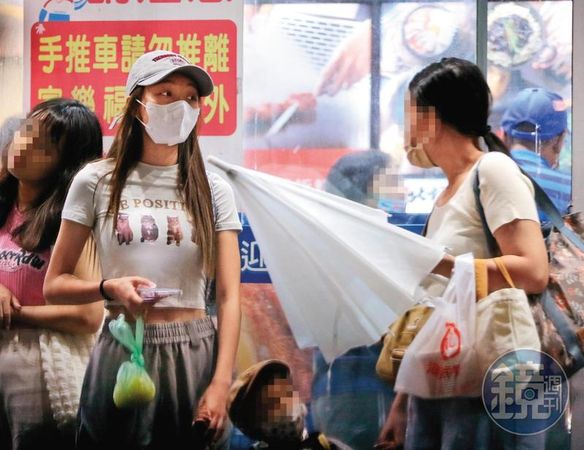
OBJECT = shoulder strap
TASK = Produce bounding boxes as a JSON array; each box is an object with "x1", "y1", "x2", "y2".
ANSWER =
[
  {"x1": 421, "y1": 211, "x2": 431, "y2": 237},
  {"x1": 474, "y1": 259, "x2": 489, "y2": 300},
  {"x1": 541, "y1": 290, "x2": 584, "y2": 376},
  {"x1": 472, "y1": 167, "x2": 499, "y2": 257},
  {"x1": 493, "y1": 257, "x2": 515, "y2": 288}
]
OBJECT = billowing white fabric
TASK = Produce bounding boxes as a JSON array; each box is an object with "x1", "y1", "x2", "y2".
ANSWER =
[{"x1": 208, "y1": 157, "x2": 445, "y2": 361}]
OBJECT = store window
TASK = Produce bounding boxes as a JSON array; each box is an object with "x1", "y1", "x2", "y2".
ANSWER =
[
  {"x1": 242, "y1": 0, "x2": 573, "y2": 224},
  {"x1": 0, "y1": 1, "x2": 23, "y2": 124},
  {"x1": 0, "y1": 1, "x2": 574, "y2": 220},
  {"x1": 243, "y1": 4, "x2": 371, "y2": 188},
  {"x1": 487, "y1": 1, "x2": 573, "y2": 215}
]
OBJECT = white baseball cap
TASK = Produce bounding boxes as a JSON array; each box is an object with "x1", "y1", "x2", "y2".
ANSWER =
[{"x1": 125, "y1": 50, "x2": 214, "y2": 97}]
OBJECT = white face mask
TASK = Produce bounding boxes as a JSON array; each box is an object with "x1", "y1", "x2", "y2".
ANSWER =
[{"x1": 136, "y1": 99, "x2": 199, "y2": 146}]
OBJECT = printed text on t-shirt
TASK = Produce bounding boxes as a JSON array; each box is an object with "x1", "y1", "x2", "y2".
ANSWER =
[
  {"x1": 120, "y1": 198, "x2": 186, "y2": 211},
  {"x1": 0, "y1": 248, "x2": 46, "y2": 271}
]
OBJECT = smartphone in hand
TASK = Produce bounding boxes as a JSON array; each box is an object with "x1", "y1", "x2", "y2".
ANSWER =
[
  {"x1": 136, "y1": 288, "x2": 182, "y2": 303},
  {"x1": 191, "y1": 417, "x2": 212, "y2": 450}
]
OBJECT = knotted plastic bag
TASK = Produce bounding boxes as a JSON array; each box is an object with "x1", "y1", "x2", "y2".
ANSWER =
[{"x1": 108, "y1": 314, "x2": 156, "y2": 408}]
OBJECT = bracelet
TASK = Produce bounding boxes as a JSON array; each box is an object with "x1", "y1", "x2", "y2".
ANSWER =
[{"x1": 99, "y1": 279, "x2": 114, "y2": 301}]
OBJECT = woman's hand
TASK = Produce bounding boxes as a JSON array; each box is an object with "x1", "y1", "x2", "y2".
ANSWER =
[
  {"x1": 315, "y1": 20, "x2": 371, "y2": 96},
  {"x1": 101, "y1": 277, "x2": 156, "y2": 318},
  {"x1": 0, "y1": 283, "x2": 21, "y2": 329},
  {"x1": 377, "y1": 392, "x2": 408, "y2": 449},
  {"x1": 195, "y1": 379, "x2": 231, "y2": 443},
  {"x1": 432, "y1": 254, "x2": 455, "y2": 278}
]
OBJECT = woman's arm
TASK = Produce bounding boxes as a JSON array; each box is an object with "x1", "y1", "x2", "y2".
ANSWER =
[
  {"x1": 490, "y1": 219, "x2": 548, "y2": 293},
  {"x1": 377, "y1": 392, "x2": 408, "y2": 448},
  {"x1": 44, "y1": 219, "x2": 102, "y2": 304},
  {"x1": 197, "y1": 229, "x2": 241, "y2": 439},
  {"x1": 44, "y1": 219, "x2": 154, "y2": 317},
  {"x1": 212, "y1": 229, "x2": 242, "y2": 384},
  {"x1": 432, "y1": 219, "x2": 548, "y2": 294},
  {"x1": 11, "y1": 220, "x2": 105, "y2": 334},
  {"x1": 13, "y1": 302, "x2": 104, "y2": 334}
]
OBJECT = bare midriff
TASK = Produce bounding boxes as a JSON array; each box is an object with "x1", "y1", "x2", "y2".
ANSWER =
[{"x1": 106, "y1": 305, "x2": 207, "y2": 324}]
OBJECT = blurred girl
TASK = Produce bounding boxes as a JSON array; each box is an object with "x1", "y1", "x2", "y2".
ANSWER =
[{"x1": 0, "y1": 98, "x2": 104, "y2": 449}]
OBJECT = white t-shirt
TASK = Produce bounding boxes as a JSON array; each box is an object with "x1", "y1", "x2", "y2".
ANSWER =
[
  {"x1": 421, "y1": 151, "x2": 539, "y2": 295},
  {"x1": 62, "y1": 159, "x2": 242, "y2": 309}
]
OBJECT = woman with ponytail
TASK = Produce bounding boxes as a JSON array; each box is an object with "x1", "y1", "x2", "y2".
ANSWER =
[
  {"x1": 44, "y1": 51, "x2": 242, "y2": 449},
  {"x1": 376, "y1": 58, "x2": 548, "y2": 450}
]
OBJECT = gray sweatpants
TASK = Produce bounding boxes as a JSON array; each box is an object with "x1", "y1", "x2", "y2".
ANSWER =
[
  {"x1": 0, "y1": 328, "x2": 74, "y2": 450},
  {"x1": 77, "y1": 317, "x2": 228, "y2": 450}
]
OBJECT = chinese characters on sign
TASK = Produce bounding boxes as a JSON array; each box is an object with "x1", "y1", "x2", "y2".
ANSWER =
[
  {"x1": 31, "y1": 21, "x2": 237, "y2": 136},
  {"x1": 238, "y1": 221, "x2": 271, "y2": 284}
]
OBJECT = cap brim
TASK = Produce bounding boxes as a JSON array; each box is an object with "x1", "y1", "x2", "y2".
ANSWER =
[
  {"x1": 131, "y1": 65, "x2": 214, "y2": 97},
  {"x1": 510, "y1": 129, "x2": 562, "y2": 141}
]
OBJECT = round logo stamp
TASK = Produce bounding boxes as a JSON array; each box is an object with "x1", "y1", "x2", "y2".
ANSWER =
[{"x1": 482, "y1": 349, "x2": 569, "y2": 435}]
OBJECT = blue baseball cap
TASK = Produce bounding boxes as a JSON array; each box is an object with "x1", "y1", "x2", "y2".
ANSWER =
[{"x1": 501, "y1": 88, "x2": 568, "y2": 141}]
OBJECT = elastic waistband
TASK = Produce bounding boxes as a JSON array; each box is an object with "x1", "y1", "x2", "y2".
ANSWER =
[{"x1": 102, "y1": 316, "x2": 215, "y2": 345}]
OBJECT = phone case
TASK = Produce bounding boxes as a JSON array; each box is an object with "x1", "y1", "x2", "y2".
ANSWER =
[{"x1": 137, "y1": 288, "x2": 183, "y2": 302}]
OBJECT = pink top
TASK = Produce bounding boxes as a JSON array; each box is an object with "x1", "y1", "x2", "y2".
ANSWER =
[{"x1": 0, "y1": 207, "x2": 51, "y2": 306}]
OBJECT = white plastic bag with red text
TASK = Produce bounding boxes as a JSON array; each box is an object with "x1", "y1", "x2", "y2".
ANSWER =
[{"x1": 394, "y1": 253, "x2": 482, "y2": 398}]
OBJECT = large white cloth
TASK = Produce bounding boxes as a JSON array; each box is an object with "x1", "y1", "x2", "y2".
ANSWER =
[{"x1": 209, "y1": 157, "x2": 445, "y2": 361}]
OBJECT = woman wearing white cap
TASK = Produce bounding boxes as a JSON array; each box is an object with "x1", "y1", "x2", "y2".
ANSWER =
[{"x1": 44, "y1": 51, "x2": 242, "y2": 448}]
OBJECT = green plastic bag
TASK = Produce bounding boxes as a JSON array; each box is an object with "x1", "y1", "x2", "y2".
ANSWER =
[{"x1": 108, "y1": 314, "x2": 156, "y2": 408}]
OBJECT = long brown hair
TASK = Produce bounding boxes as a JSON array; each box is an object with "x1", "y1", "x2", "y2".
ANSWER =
[
  {"x1": 106, "y1": 87, "x2": 216, "y2": 276},
  {"x1": 0, "y1": 99, "x2": 103, "y2": 252}
]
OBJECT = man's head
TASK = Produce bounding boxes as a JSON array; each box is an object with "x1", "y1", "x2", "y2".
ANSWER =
[{"x1": 501, "y1": 88, "x2": 568, "y2": 168}]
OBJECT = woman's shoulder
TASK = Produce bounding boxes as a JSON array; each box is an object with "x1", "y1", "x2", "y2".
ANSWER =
[
  {"x1": 478, "y1": 151, "x2": 522, "y2": 179},
  {"x1": 74, "y1": 158, "x2": 114, "y2": 182},
  {"x1": 479, "y1": 150, "x2": 516, "y2": 168},
  {"x1": 206, "y1": 170, "x2": 227, "y2": 185},
  {"x1": 478, "y1": 151, "x2": 534, "y2": 195},
  {"x1": 83, "y1": 158, "x2": 114, "y2": 172},
  {"x1": 206, "y1": 170, "x2": 234, "y2": 195}
]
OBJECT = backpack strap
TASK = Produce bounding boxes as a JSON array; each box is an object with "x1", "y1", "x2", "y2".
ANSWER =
[
  {"x1": 541, "y1": 289, "x2": 584, "y2": 376},
  {"x1": 472, "y1": 167, "x2": 499, "y2": 257},
  {"x1": 528, "y1": 174, "x2": 584, "y2": 251}
]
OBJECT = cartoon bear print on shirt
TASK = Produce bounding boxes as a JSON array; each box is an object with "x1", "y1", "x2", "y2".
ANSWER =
[
  {"x1": 140, "y1": 215, "x2": 159, "y2": 243},
  {"x1": 166, "y1": 216, "x2": 183, "y2": 246},
  {"x1": 116, "y1": 213, "x2": 133, "y2": 245}
]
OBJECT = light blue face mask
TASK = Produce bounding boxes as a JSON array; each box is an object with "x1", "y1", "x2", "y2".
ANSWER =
[{"x1": 136, "y1": 99, "x2": 199, "y2": 146}]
